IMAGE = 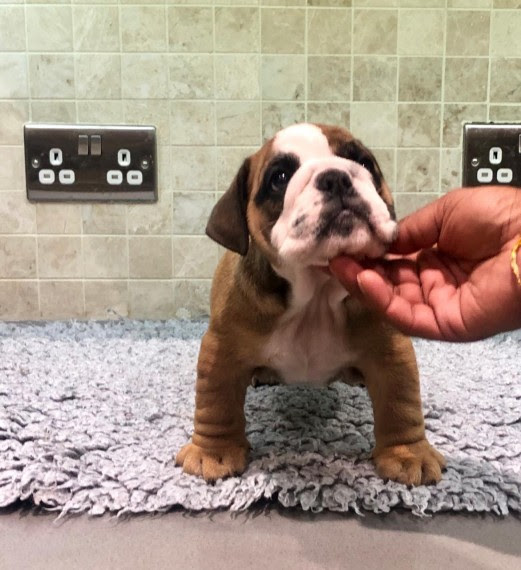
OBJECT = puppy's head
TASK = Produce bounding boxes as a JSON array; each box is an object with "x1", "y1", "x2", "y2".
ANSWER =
[{"x1": 207, "y1": 123, "x2": 397, "y2": 268}]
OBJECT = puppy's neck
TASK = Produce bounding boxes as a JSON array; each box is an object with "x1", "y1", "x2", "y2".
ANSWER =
[{"x1": 273, "y1": 261, "x2": 349, "y2": 312}]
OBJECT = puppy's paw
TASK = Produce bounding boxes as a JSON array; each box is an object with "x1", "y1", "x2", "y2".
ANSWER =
[
  {"x1": 373, "y1": 440, "x2": 446, "y2": 486},
  {"x1": 175, "y1": 442, "x2": 248, "y2": 482}
]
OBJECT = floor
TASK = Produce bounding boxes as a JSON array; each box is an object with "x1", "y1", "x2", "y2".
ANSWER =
[{"x1": 0, "y1": 504, "x2": 520, "y2": 570}]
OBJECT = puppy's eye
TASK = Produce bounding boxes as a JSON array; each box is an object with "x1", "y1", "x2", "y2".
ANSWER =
[
  {"x1": 360, "y1": 160, "x2": 372, "y2": 172},
  {"x1": 270, "y1": 169, "x2": 289, "y2": 193}
]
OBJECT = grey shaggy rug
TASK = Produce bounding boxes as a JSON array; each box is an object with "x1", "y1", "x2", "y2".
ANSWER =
[{"x1": 0, "y1": 320, "x2": 520, "y2": 518}]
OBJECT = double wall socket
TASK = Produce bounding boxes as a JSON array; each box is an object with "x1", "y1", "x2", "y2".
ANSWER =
[
  {"x1": 462, "y1": 123, "x2": 521, "y2": 188},
  {"x1": 24, "y1": 124, "x2": 157, "y2": 202}
]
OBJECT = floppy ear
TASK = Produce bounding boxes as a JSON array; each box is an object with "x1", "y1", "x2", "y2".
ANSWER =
[{"x1": 205, "y1": 158, "x2": 250, "y2": 255}]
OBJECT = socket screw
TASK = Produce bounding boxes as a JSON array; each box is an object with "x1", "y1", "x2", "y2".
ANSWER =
[
  {"x1": 471, "y1": 157, "x2": 479, "y2": 167},
  {"x1": 140, "y1": 158, "x2": 150, "y2": 170},
  {"x1": 31, "y1": 157, "x2": 40, "y2": 168}
]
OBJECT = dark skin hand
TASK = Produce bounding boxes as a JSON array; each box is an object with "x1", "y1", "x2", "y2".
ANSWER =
[{"x1": 330, "y1": 186, "x2": 521, "y2": 342}]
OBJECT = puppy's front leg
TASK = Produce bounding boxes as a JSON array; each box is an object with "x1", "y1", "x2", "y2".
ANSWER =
[
  {"x1": 354, "y1": 324, "x2": 446, "y2": 486},
  {"x1": 176, "y1": 330, "x2": 251, "y2": 482}
]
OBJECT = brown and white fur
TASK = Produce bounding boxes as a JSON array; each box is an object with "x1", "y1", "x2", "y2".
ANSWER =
[{"x1": 176, "y1": 123, "x2": 445, "y2": 485}]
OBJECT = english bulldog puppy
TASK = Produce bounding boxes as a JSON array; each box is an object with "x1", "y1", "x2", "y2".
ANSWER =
[{"x1": 176, "y1": 123, "x2": 445, "y2": 485}]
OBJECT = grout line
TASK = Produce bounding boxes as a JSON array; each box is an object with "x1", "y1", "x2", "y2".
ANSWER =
[
  {"x1": 438, "y1": 0, "x2": 448, "y2": 197},
  {"x1": 22, "y1": 1, "x2": 42, "y2": 317},
  {"x1": 486, "y1": 6, "x2": 493, "y2": 122}
]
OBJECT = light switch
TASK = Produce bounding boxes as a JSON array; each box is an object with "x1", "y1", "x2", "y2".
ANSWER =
[
  {"x1": 78, "y1": 135, "x2": 89, "y2": 156},
  {"x1": 91, "y1": 135, "x2": 102, "y2": 156}
]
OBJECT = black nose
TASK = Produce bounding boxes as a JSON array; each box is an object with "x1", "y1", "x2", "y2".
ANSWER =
[{"x1": 315, "y1": 169, "x2": 355, "y2": 197}]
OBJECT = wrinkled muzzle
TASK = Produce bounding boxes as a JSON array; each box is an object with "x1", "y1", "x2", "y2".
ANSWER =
[{"x1": 270, "y1": 156, "x2": 397, "y2": 266}]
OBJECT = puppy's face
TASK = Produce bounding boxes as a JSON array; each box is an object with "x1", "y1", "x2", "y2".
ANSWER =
[{"x1": 207, "y1": 123, "x2": 397, "y2": 267}]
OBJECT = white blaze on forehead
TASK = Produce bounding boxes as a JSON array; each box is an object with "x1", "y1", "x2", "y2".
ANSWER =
[{"x1": 273, "y1": 123, "x2": 333, "y2": 163}]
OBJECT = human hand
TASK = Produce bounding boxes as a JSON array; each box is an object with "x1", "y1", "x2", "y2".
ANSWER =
[{"x1": 330, "y1": 186, "x2": 521, "y2": 341}]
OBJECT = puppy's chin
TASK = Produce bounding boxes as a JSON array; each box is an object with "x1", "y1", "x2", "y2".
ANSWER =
[{"x1": 274, "y1": 222, "x2": 396, "y2": 268}]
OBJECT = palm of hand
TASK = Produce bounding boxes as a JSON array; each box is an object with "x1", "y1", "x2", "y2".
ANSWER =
[{"x1": 390, "y1": 244, "x2": 515, "y2": 341}]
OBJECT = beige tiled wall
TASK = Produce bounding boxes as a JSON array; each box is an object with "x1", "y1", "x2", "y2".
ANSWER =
[{"x1": 0, "y1": 0, "x2": 520, "y2": 320}]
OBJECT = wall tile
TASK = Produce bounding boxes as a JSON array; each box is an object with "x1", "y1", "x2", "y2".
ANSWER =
[
  {"x1": 396, "y1": 149, "x2": 440, "y2": 194},
  {"x1": 350, "y1": 102, "x2": 397, "y2": 147},
  {"x1": 129, "y1": 237, "x2": 172, "y2": 279},
  {"x1": 217, "y1": 102, "x2": 261, "y2": 145},
  {"x1": 75, "y1": 54, "x2": 121, "y2": 100},
  {"x1": 446, "y1": 11, "x2": 490, "y2": 56},
  {"x1": 440, "y1": 148, "x2": 462, "y2": 194},
  {"x1": 36, "y1": 204, "x2": 82, "y2": 234},
  {"x1": 263, "y1": 55, "x2": 305, "y2": 100},
  {"x1": 38, "y1": 237, "x2": 82, "y2": 279},
  {"x1": 373, "y1": 148, "x2": 396, "y2": 189},
  {"x1": 443, "y1": 104, "x2": 487, "y2": 147},
  {"x1": 491, "y1": 11, "x2": 521, "y2": 56},
  {"x1": 31, "y1": 101, "x2": 76, "y2": 123},
  {"x1": 0, "y1": 147, "x2": 24, "y2": 191},
  {"x1": 353, "y1": 9, "x2": 398, "y2": 54},
  {"x1": 490, "y1": 58, "x2": 521, "y2": 102},
  {"x1": 171, "y1": 146, "x2": 216, "y2": 191},
  {"x1": 261, "y1": 8, "x2": 305, "y2": 54},
  {"x1": 398, "y1": 103, "x2": 441, "y2": 147},
  {"x1": 353, "y1": 56, "x2": 397, "y2": 101},
  {"x1": 129, "y1": 281, "x2": 175, "y2": 319},
  {"x1": 128, "y1": 193, "x2": 173, "y2": 235},
  {"x1": 216, "y1": 7, "x2": 260, "y2": 52},
  {"x1": 121, "y1": 55, "x2": 168, "y2": 99},
  {"x1": 85, "y1": 281, "x2": 128, "y2": 320},
  {"x1": 307, "y1": 103, "x2": 350, "y2": 127},
  {"x1": 83, "y1": 237, "x2": 128, "y2": 279},
  {"x1": 82, "y1": 204, "x2": 127, "y2": 235},
  {"x1": 493, "y1": 0, "x2": 521, "y2": 6},
  {"x1": 489, "y1": 104, "x2": 521, "y2": 121},
  {"x1": 0, "y1": 102, "x2": 27, "y2": 145},
  {"x1": 399, "y1": 57, "x2": 442, "y2": 102},
  {"x1": 173, "y1": 279, "x2": 211, "y2": 318},
  {"x1": 308, "y1": 56, "x2": 350, "y2": 100},
  {"x1": 309, "y1": 0, "x2": 351, "y2": 5},
  {"x1": 216, "y1": 147, "x2": 256, "y2": 192},
  {"x1": 170, "y1": 101, "x2": 215, "y2": 145},
  {"x1": 27, "y1": 5, "x2": 72, "y2": 52},
  {"x1": 73, "y1": 6, "x2": 119, "y2": 52},
  {"x1": 398, "y1": 9, "x2": 444, "y2": 56},
  {"x1": 444, "y1": 58, "x2": 489, "y2": 102},
  {"x1": 123, "y1": 100, "x2": 170, "y2": 147},
  {"x1": 0, "y1": 193, "x2": 36, "y2": 234},
  {"x1": 172, "y1": 192, "x2": 215, "y2": 235},
  {"x1": 394, "y1": 193, "x2": 438, "y2": 219},
  {"x1": 0, "y1": 237, "x2": 37, "y2": 279},
  {"x1": 76, "y1": 101, "x2": 124, "y2": 124},
  {"x1": 121, "y1": 5, "x2": 167, "y2": 52},
  {"x1": 168, "y1": 7, "x2": 213, "y2": 52},
  {"x1": 262, "y1": 102, "x2": 306, "y2": 140},
  {"x1": 308, "y1": 8, "x2": 351, "y2": 55},
  {"x1": 0, "y1": 6, "x2": 25, "y2": 51},
  {"x1": 449, "y1": 0, "x2": 491, "y2": 6},
  {"x1": 0, "y1": 54, "x2": 28, "y2": 98},
  {"x1": 215, "y1": 55, "x2": 260, "y2": 99},
  {"x1": 29, "y1": 55, "x2": 75, "y2": 99},
  {"x1": 39, "y1": 281, "x2": 84, "y2": 319},
  {"x1": 173, "y1": 236, "x2": 218, "y2": 278},
  {"x1": 0, "y1": 282, "x2": 39, "y2": 320},
  {"x1": 169, "y1": 55, "x2": 214, "y2": 100},
  {"x1": 354, "y1": 0, "x2": 395, "y2": 5}
]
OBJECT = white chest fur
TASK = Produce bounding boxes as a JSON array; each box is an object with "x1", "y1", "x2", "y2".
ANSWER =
[{"x1": 261, "y1": 271, "x2": 355, "y2": 386}]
